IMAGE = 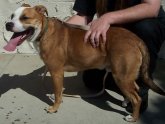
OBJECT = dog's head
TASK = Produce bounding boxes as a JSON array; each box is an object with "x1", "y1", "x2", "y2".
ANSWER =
[{"x1": 4, "y1": 4, "x2": 48, "y2": 51}]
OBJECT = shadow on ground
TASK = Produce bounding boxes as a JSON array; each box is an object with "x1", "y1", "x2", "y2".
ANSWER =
[
  {"x1": 140, "y1": 97, "x2": 165, "y2": 124},
  {"x1": 140, "y1": 59, "x2": 165, "y2": 124},
  {"x1": 0, "y1": 60, "x2": 165, "y2": 123},
  {"x1": 0, "y1": 66, "x2": 53, "y2": 105},
  {"x1": 0, "y1": 66, "x2": 128, "y2": 117}
]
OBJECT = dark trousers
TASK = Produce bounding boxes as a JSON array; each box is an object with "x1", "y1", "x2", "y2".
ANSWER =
[{"x1": 83, "y1": 18, "x2": 165, "y2": 98}]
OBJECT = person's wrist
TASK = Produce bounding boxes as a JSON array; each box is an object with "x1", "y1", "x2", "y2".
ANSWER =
[{"x1": 102, "y1": 13, "x2": 115, "y2": 25}]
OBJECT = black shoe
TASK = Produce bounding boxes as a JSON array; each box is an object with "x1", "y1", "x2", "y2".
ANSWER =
[{"x1": 125, "y1": 94, "x2": 148, "y2": 114}]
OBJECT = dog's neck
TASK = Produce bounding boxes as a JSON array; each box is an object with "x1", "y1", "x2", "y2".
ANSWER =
[
  {"x1": 37, "y1": 17, "x2": 89, "y2": 41},
  {"x1": 41, "y1": 17, "x2": 49, "y2": 38},
  {"x1": 36, "y1": 17, "x2": 49, "y2": 41}
]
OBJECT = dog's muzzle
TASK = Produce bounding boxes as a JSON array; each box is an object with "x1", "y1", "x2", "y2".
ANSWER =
[{"x1": 6, "y1": 22, "x2": 14, "y2": 31}]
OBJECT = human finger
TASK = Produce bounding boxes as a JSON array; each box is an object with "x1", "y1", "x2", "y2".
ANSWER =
[
  {"x1": 90, "y1": 32, "x2": 97, "y2": 48},
  {"x1": 95, "y1": 31, "x2": 101, "y2": 47},
  {"x1": 84, "y1": 30, "x2": 91, "y2": 43},
  {"x1": 101, "y1": 31, "x2": 107, "y2": 43}
]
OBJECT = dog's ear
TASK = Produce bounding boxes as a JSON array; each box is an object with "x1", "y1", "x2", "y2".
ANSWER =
[
  {"x1": 21, "y1": 3, "x2": 31, "y2": 7},
  {"x1": 34, "y1": 5, "x2": 48, "y2": 16}
]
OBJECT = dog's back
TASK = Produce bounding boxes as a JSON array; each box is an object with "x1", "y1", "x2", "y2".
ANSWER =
[{"x1": 64, "y1": 25, "x2": 142, "y2": 71}]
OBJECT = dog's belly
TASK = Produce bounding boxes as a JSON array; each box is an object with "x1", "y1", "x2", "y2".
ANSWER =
[
  {"x1": 64, "y1": 64, "x2": 107, "y2": 72},
  {"x1": 64, "y1": 59, "x2": 110, "y2": 72}
]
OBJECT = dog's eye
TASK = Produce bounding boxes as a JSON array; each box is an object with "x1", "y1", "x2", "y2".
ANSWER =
[
  {"x1": 20, "y1": 15, "x2": 29, "y2": 20},
  {"x1": 11, "y1": 14, "x2": 14, "y2": 20}
]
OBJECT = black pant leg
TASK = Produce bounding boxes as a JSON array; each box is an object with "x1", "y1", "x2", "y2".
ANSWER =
[{"x1": 83, "y1": 19, "x2": 165, "y2": 94}]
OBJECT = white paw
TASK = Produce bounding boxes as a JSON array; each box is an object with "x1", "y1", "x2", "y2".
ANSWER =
[
  {"x1": 46, "y1": 94, "x2": 55, "y2": 102},
  {"x1": 122, "y1": 101, "x2": 128, "y2": 107},
  {"x1": 122, "y1": 99, "x2": 129, "y2": 107},
  {"x1": 124, "y1": 115, "x2": 136, "y2": 122}
]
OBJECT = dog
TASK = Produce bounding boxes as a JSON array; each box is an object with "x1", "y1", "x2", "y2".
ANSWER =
[{"x1": 4, "y1": 4, "x2": 165, "y2": 122}]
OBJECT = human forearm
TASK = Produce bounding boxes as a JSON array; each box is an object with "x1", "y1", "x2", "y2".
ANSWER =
[
  {"x1": 66, "y1": 13, "x2": 93, "y2": 25},
  {"x1": 104, "y1": 1, "x2": 161, "y2": 25}
]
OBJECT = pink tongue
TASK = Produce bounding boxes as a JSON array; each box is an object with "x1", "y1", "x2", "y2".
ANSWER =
[{"x1": 3, "y1": 35, "x2": 22, "y2": 52}]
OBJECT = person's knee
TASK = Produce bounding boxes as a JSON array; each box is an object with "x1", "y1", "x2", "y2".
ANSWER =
[
  {"x1": 132, "y1": 19, "x2": 162, "y2": 55},
  {"x1": 132, "y1": 19, "x2": 157, "y2": 39},
  {"x1": 131, "y1": 19, "x2": 160, "y2": 74}
]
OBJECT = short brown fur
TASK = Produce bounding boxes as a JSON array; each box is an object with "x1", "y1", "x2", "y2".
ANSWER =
[
  {"x1": 38, "y1": 17, "x2": 155, "y2": 121},
  {"x1": 11, "y1": 5, "x2": 165, "y2": 122}
]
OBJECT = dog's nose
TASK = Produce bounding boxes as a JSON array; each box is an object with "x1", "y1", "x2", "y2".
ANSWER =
[{"x1": 6, "y1": 22, "x2": 14, "y2": 31}]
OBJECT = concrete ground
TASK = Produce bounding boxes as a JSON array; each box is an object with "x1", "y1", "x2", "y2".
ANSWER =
[{"x1": 0, "y1": 54, "x2": 165, "y2": 124}]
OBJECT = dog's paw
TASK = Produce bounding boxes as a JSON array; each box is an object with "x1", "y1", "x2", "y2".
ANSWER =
[
  {"x1": 124, "y1": 115, "x2": 136, "y2": 122},
  {"x1": 47, "y1": 106, "x2": 58, "y2": 113},
  {"x1": 122, "y1": 101, "x2": 128, "y2": 107},
  {"x1": 122, "y1": 99, "x2": 129, "y2": 107},
  {"x1": 46, "y1": 94, "x2": 55, "y2": 102}
]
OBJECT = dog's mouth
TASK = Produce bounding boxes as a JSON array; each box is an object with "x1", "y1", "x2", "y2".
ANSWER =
[{"x1": 4, "y1": 28, "x2": 34, "y2": 52}]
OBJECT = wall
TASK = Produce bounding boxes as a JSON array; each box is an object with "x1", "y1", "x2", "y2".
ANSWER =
[
  {"x1": 0, "y1": 0, "x2": 165, "y2": 58},
  {"x1": 0, "y1": 0, "x2": 75, "y2": 54}
]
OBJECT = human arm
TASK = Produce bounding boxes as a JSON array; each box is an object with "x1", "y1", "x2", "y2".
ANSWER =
[
  {"x1": 101, "y1": 0, "x2": 161, "y2": 25},
  {"x1": 66, "y1": 0, "x2": 95, "y2": 25},
  {"x1": 85, "y1": 0, "x2": 161, "y2": 47},
  {"x1": 66, "y1": 13, "x2": 93, "y2": 25}
]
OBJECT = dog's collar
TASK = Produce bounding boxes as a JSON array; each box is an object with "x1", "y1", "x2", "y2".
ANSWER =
[
  {"x1": 42, "y1": 17, "x2": 48, "y2": 36},
  {"x1": 36, "y1": 17, "x2": 48, "y2": 41}
]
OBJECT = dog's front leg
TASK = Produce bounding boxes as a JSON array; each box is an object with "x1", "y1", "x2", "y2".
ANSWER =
[{"x1": 47, "y1": 69, "x2": 64, "y2": 113}]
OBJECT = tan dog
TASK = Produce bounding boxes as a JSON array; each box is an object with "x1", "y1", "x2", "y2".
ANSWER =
[{"x1": 5, "y1": 4, "x2": 165, "y2": 122}]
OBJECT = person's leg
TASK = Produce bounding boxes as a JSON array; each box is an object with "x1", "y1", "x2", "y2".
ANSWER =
[
  {"x1": 83, "y1": 69, "x2": 106, "y2": 91},
  {"x1": 83, "y1": 19, "x2": 165, "y2": 112},
  {"x1": 125, "y1": 19, "x2": 165, "y2": 113},
  {"x1": 82, "y1": 18, "x2": 165, "y2": 113},
  {"x1": 83, "y1": 69, "x2": 121, "y2": 93}
]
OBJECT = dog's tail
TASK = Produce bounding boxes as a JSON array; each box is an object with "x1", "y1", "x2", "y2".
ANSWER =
[
  {"x1": 138, "y1": 40, "x2": 165, "y2": 96},
  {"x1": 63, "y1": 72, "x2": 108, "y2": 98}
]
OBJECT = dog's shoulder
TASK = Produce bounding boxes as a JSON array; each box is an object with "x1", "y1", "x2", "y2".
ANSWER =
[
  {"x1": 53, "y1": 17, "x2": 89, "y2": 31},
  {"x1": 64, "y1": 22, "x2": 89, "y2": 31}
]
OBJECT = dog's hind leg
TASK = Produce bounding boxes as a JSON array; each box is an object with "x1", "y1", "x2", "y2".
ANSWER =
[
  {"x1": 47, "y1": 71, "x2": 108, "y2": 100},
  {"x1": 122, "y1": 98, "x2": 129, "y2": 107},
  {"x1": 111, "y1": 63, "x2": 141, "y2": 121},
  {"x1": 62, "y1": 71, "x2": 108, "y2": 98},
  {"x1": 113, "y1": 76, "x2": 142, "y2": 122},
  {"x1": 123, "y1": 86, "x2": 141, "y2": 122},
  {"x1": 122, "y1": 82, "x2": 140, "y2": 108}
]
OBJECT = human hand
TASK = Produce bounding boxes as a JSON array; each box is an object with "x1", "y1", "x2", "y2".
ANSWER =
[{"x1": 84, "y1": 15, "x2": 110, "y2": 48}]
